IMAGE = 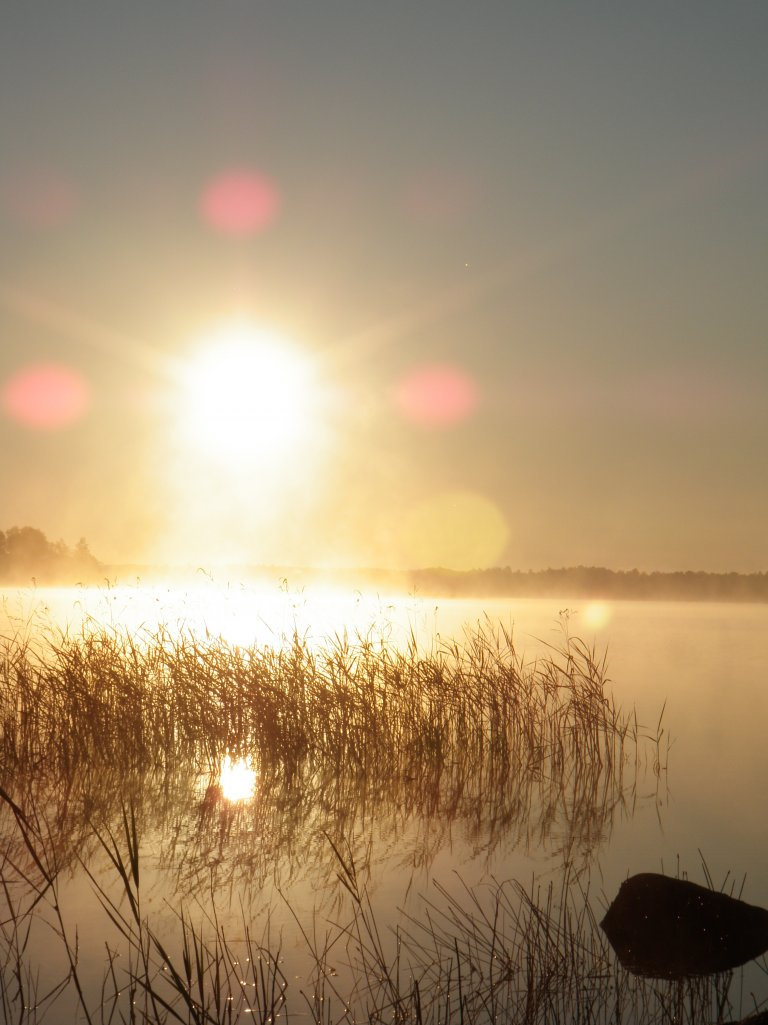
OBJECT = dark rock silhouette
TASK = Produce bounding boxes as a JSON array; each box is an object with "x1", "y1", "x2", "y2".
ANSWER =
[{"x1": 601, "y1": 873, "x2": 768, "y2": 978}]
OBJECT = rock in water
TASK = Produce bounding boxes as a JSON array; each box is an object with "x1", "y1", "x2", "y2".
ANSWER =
[{"x1": 601, "y1": 873, "x2": 768, "y2": 978}]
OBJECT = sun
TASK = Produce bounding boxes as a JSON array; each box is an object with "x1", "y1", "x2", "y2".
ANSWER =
[{"x1": 179, "y1": 322, "x2": 315, "y2": 465}]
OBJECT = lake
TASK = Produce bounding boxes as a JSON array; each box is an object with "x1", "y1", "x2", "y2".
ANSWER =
[{"x1": 2, "y1": 580, "x2": 768, "y2": 1022}]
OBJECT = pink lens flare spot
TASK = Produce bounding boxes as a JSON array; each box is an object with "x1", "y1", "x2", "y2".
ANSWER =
[
  {"x1": 1, "y1": 171, "x2": 78, "y2": 229},
  {"x1": 402, "y1": 169, "x2": 476, "y2": 224},
  {"x1": 1, "y1": 364, "x2": 90, "y2": 430},
  {"x1": 394, "y1": 364, "x2": 479, "y2": 427},
  {"x1": 200, "y1": 170, "x2": 281, "y2": 236}
]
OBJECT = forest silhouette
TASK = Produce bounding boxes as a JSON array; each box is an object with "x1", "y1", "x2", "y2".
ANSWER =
[
  {"x1": 405, "y1": 565, "x2": 768, "y2": 602},
  {"x1": 1, "y1": 526, "x2": 767, "y2": 600},
  {"x1": 0, "y1": 526, "x2": 102, "y2": 584}
]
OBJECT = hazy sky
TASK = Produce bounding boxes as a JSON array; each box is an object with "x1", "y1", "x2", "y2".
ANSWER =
[{"x1": 1, "y1": 2, "x2": 766, "y2": 573}]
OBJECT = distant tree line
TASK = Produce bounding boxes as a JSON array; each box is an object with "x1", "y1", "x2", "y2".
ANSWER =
[
  {"x1": 0, "y1": 526, "x2": 102, "y2": 584},
  {"x1": 407, "y1": 565, "x2": 768, "y2": 602}
]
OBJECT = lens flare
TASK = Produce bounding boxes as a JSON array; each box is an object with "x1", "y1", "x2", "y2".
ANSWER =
[
  {"x1": 401, "y1": 490, "x2": 509, "y2": 570},
  {"x1": 583, "y1": 602, "x2": 612, "y2": 630},
  {"x1": 394, "y1": 364, "x2": 478, "y2": 427},
  {"x1": 1, "y1": 171, "x2": 78, "y2": 229},
  {"x1": 1, "y1": 363, "x2": 89, "y2": 429},
  {"x1": 219, "y1": 754, "x2": 257, "y2": 802},
  {"x1": 402, "y1": 168, "x2": 475, "y2": 224},
  {"x1": 200, "y1": 170, "x2": 281, "y2": 235}
]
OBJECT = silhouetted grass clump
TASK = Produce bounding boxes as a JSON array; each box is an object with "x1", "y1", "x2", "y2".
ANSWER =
[
  {"x1": 0, "y1": 618, "x2": 655, "y2": 876},
  {"x1": 0, "y1": 615, "x2": 680, "y2": 1022},
  {"x1": 0, "y1": 617, "x2": 636, "y2": 778},
  {"x1": 0, "y1": 799, "x2": 758, "y2": 1025}
]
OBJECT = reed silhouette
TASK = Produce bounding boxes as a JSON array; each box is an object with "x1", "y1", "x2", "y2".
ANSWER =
[{"x1": 0, "y1": 616, "x2": 682, "y2": 1022}]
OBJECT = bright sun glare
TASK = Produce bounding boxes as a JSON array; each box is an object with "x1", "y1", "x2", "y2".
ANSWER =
[
  {"x1": 180, "y1": 322, "x2": 314, "y2": 465},
  {"x1": 219, "y1": 754, "x2": 257, "y2": 802}
]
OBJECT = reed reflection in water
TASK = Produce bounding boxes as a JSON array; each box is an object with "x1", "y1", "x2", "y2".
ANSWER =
[
  {"x1": 0, "y1": 612, "x2": 672, "y2": 1022},
  {"x1": 0, "y1": 617, "x2": 661, "y2": 887}
]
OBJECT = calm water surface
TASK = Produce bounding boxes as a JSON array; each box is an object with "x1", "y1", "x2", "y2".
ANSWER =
[{"x1": 2, "y1": 581, "x2": 768, "y2": 1013}]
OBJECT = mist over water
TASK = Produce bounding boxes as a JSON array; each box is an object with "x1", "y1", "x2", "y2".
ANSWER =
[
  {"x1": 4, "y1": 581, "x2": 768, "y2": 875},
  {"x1": 2, "y1": 581, "x2": 768, "y2": 1018}
]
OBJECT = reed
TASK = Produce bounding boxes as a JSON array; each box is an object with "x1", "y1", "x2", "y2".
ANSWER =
[
  {"x1": 0, "y1": 618, "x2": 656, "y2": 859},
  {"x1": 0, "y1": 799, "x2": 759, "y2": 1024},
  {"x1": 0, "y1": 615, "x2": 677, "y2": 1022}
]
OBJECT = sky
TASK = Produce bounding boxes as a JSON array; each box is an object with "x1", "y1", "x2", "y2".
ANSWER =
[{"x1": 0, "y1": 2, "x2": 766, "y2": 574}]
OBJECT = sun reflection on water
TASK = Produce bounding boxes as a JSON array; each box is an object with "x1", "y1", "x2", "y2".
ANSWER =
[{"x1": 220, "y1": 754, "x2": 257, "y2": 802}]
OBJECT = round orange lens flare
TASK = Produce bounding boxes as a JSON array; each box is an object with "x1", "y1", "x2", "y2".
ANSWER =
[
  {"x1": 400, "y1": 491, "x2": 509, "y2": 570},
  {"x1": 583, "y1": 602, "x2": 612, "y2": 630},
  {"x1": 394, "y1": 364, "x2": 478, "y2": 427},
  {"x1": 1, "y1": 364, "x2": 89, "y2": 429},
  {"x1": 200, "y1": 170, "x2": 281, "y2": 235},
  {"x1": 219, "y1": 755, "x2": 257, "y2": 803}
]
